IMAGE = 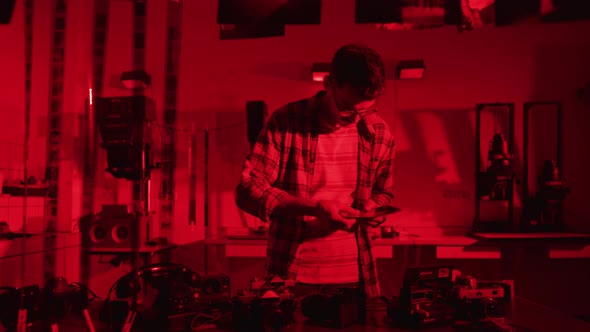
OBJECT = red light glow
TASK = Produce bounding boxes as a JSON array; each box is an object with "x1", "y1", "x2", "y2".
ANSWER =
[{"x1": 312, "y1": 71, "x2": 328, "y2": 82}]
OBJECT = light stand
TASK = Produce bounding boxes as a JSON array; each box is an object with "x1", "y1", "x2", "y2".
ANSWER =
[
  {"x1": 473, "y1": 103, "x2": 517, "y2": 233},
  {"x1": 121, "y1": 122, "x2": 153, "y2": 332},
  {"x1": 126, "y1": 142, "x2": 152, "y2": 332},
  {"x1": 204, "y1": 129, "x2": 210, "y2": 275}
]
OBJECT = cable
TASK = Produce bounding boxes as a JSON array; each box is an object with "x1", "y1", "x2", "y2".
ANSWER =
[
  {"x1": 392, "y1": 74, "x2": 399, "y2": 134},
  {"x1": 70, "y1": 282, "x2": 101, "y2": 302},
  {"x1": 190, "y1": 312, "x2": 222, "y2": 330}
]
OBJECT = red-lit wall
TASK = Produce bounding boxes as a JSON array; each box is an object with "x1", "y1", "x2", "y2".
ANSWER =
[{"x1": 0, "y1": 0, "x2": 589, "y2": 313}]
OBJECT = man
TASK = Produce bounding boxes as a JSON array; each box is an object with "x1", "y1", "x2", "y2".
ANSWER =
[{"x1": 235, "y1": 44, "x2": 395, "y2": 305}]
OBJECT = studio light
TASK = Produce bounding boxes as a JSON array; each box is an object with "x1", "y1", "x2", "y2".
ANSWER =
[
  {"x1": 311, "y1": 62, "x2": 330, "y2": 82},
  {"x1": 120, "y1": 70, "x2": 151, "y2": 89},
  {"x1": 397, "y1": 60, "x2": 425, "y2": 80}
]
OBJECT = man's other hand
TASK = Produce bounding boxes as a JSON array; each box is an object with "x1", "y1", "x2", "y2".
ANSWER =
[{"x1": 313, "y1": 200, "x2": 358, "y2": 232}]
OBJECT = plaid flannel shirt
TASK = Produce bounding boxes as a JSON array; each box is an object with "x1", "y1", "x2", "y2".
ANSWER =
[{"x1": 235, "y1": 91, "x2": 395, "y2": 298}]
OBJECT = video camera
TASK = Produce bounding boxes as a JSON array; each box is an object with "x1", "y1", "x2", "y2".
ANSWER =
[{"x1": 385, "y1": 266, "x2": 514, "y2": 330}]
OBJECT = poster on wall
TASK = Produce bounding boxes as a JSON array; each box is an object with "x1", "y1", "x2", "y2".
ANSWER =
[
  {"x1": 458, "y1": 0, "x2": 495, "y2": 31},
  {"x1": 392, "y1": 108, "x2": 476, "y2": 234},
  {"x1": 540, "y1": 0, "x2": 590, "y2": 23},
  {"x1": 363, "y1": 0, "x2": 590, "y2": 32},
  {"x1": 357, "y1": 0, "x2": 448, "y2": 30},
  {"x1": 219, "y1": 23, "x2": 285, "y2": 40},
  {"x1": 217, "y1": 0, "x2": 321, "y2": 40},
  {"x1": 494, "y1": 0, "x2": 542, "y2": 26},
  {"x1": 482, "y1": 0, "x2": 589, "y2": 27},
  {"x1": 217, "y1": 0, "x2": 321, "y2": 25},
  {"x1": 408, "y1": 0, "x2": 448, "y2": 26}
]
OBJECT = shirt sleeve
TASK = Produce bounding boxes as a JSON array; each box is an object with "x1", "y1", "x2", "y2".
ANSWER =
[
  {"x1": 371, "y1": 136, "x2": 395, "y2": 206},
  {"x1": 235, "y1": 112, "x2": 289, "y2": 223}
]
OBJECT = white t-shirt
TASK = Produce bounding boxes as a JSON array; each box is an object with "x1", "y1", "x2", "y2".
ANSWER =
[{"x1": 296, "y1": 123, "x2": 360, "y2": 284}]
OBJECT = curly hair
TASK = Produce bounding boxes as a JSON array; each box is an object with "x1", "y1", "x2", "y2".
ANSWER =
[{"x1": 329, "y1": 44, "x2": 386, "y2": 100}]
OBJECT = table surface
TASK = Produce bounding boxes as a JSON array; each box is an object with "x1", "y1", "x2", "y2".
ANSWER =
[
  {"x1": 469, "y1": 232, "x2": 590, "y2": 248},
  {"x1": 206, "y1": 235, "x2": 478, "y2": 246},
  {"x1": 471, "y1": 232, "x2": 590, "y2": 240}
]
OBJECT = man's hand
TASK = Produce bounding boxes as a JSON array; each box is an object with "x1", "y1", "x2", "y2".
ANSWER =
[
  {"x1": 361, "y1": 200, "x2": 384, "y2": 239},
  {"x1": 362, "y1": 200, "x2": 378, "y2": 212},
  {"x1": 313, "y1": 200, "x2": 359, "y2": 232}
]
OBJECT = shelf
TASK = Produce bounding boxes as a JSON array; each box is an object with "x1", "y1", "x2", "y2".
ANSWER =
[
  {"x1": 206, "y1": 235, "x2": 477, "y2": 247},
  {"x1": 206, "y1": 233, "x2": 590, "y2": 259},
  {"x1": 375, "y1": 235, "x2": 477, "y2": 246},
  {"x1": 471, "y1": 232, "x2": 590, "y2": 243},
  {"x1": 0, "y1": 232, "x2": 80, "y2": 259}
]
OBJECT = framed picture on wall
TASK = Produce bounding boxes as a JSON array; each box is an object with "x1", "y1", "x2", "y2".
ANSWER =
[
  {"x1": 358, "y1": 0, "x2": 448, "y2": 30},
  {"x1": 219, "y1": 23, "x2": 285, "y2": 40}
]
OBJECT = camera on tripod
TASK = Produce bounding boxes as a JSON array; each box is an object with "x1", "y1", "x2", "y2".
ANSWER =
[{"x1": 232, "y1": 276, "x2": 297, "y2": 332}]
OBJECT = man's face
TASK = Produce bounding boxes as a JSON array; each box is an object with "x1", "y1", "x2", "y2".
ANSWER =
[{"x1": 324, "y1": 75, "x2": 378, "y2": 121}]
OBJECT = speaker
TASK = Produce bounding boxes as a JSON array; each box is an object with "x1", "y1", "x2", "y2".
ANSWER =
[
  {"x1": 246, "y1": 100, "x2": 268, "y2": 147},
  {"x1": 0, "y1": 0, "x2": 16, "y2": 24},
  {"x1": 81, "y1": 205, "x2": 149, "y2": 249}
]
